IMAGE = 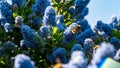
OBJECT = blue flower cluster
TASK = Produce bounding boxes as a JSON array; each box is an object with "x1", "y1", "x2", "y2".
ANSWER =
[
  {"x1": 0, "y1": 47, "x2": 5, "y2": 57},
  {"x1": 14, "y1": 54, "x2": 35, "y2": 68},
  {"x1": 95, "y1": 20, "x2": 113, "y2": 36},
  {"x1": 32, "y1": 0, "x2": 51, "y2": 15},
  {"x1": 63, "y1": 51, "x2": 88, "y2": 68},
  {"x1": 3, "y1": 41, "x2": 17, "y2": 51},
  {"x1": 114, "y1": 49, "x2": 120, "y2": 62},
  {"x1": 47, "y1": 48, "x2": 67, "y2": 63},
  {"x1": 109, "y1": 15, "x2": 118, "y2": 29},
  {"x1": 3, "y1": 23, "x2": 13, "y2": 32},
  {"x1": 21, "y1": 24, "x2": 38, "y2": 48},
  {"x1": 31, "y1": 17, "x2": 42, "y2": 25},
  {"x1": 110, "y1": 37, "x2": 120, "y2": 49},
  {"x1": 40, "y1": 25, "x2": 51, "y2": 38},
  {"x1": 12, "y1": 0, "x2": 26, "y2": 8},
  {"x1": 76, "y1": 19, "x2": 90, "y2": 32},
  {"x1": 43, "y1": 6, "x2": 56, "y2": 27},
  {"x1": 78, "y1": 28, "x2": 97, "y2": 45},
  {"x1": 15, "y1": 16, "x2": 38, "y2": 49},
  {"x1": 83, "y1": 38, "x2": 94, "y2": 55},
  {"x1": 70, "y1": 44, "x2": 83, "y2": 54},
  {"x1": 88, "y1": 42, "x2": 115, "y2": 68},
  {"x1": 56, "y1": 15, "x2": 66, "y2": 31},
  {"x1": 73, "y1": 0, "x2": 90, "y2": 19},
  {"x1": 63, "y1": 23, "x2": 79, "y2": 45},
  {"x1": 0, "y1": 1, "x2": 13, "y2": 25}
]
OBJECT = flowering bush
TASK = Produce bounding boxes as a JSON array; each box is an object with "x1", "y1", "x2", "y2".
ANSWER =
[{"x1": 0, "y1": 0, "x2": 120, "y2": 68}]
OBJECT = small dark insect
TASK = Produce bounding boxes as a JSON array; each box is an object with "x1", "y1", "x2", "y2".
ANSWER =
[{"x1": 72, "y1": 25, "x2": 81, "y2": 34}]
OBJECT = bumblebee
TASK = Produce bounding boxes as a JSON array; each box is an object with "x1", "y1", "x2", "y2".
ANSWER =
[
  {"x1": 94, "y1": 45, "x2": 100, "y2": 50},
  {"x1": 72, "y1": 25, "x2": 81, "y2": 34}
]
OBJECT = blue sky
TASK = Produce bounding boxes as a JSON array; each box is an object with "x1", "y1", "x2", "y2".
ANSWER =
[{"x1": 86, "y1": 0, "x2": 120, "y2": 28}]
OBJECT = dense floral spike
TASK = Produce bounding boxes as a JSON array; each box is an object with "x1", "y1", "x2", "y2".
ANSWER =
[
  {"x1": 0, "y1": 47, "x2": 5, "y2": 57},
  {"x1": 83, "y1": 38, "x2": 94, "y2": 55},
  {"x1": 15, "y1": 16, "x2": 38, "y2": 48},
  {"x1": 4, "y1": 22, "x2": 13, "y2": 32},
  {"x1": 56, "y1": 15, "x2": 66, "y2": 31},
  {"x1": 94, "y1": 20, "x2": 103, "y2": 32},
  {"x1": 95, "y1": 20, "x2": 113, "y2": 36},
  {"x1": 109, "y1": 15, "x2": 118, "y2": 29},
  {"x1": 79, "y1": 7, "x2": 89, "y2": 18},
  {"x1": 32, "y1": 0, "x2": 51, "y2": 15},
  {"x1": 40, "y1": 25, "x2": 51, "y2": 38},
  {"x1": 74, "y1": 0, "x2": 90, "y2": 18},
  {"x1": 77, "y1": 19, "x2": 90, "y2": 32},
  {"x1": 75, "y1": 0, "x2": 90, "y2": 7},
  {"x1": 63, "y1": 51, "x2": 88, "y2": 68},
  {"x1": 12, "y1": 0, "x2": 26, "y2": 8},
  {"x1": 52, "y1": 48, "x2": 67, "y2": 63},
  {"x1": 78, "y1": 28, "x2": 97, "y2": 45},
  {"x1": 15, "y1": 16, "x2": 24, "y2": 27},
  {"x1": 20, "y1": 40, "x2": 28, "y2": 50},
  {"x1": 14, "y1": 54, "x2": 35, "y2": 68},
  {"x1": 69, "y1": 7, "x2": 75, "y2": 18},
  {"x1": 71, "y1": 44, "x2": 83, "y2": 54},
  {"x1": 43, "y1": 6, "x2": 56, "y2": 26},
  {"x1": 63, "y1": 23, "x2": 80, "y2": 44},
  {"x1": 21, "y1": 24, "x2": 38, "y2": 48},
  {"x1": 116, "y1": 17, "x2": 120, "y2": 30},
  {"x1": 114, "y1": 49, "x2": 120, "y2": 62},
  {"x1": 101, "y1": 23, "x2": 113, "y2": 36},
  {"x1": 88, "y1": 42, "x2": 115, "y2": 68},
  {"x1": 31, "y1": 17, "x2": 42, "y2": 25},
  {"x1": 0, "y1": 1, "x2": 13, "y2": 24},
  {"x1": 110, "y1": 37, "x2": 120, "y2": 50},
  {"x1": 3, "y1": 41, "x2": 17, "y2": 51},
  {"x1": 99, "y1": 31, "x2": 110, "y2": 40}
]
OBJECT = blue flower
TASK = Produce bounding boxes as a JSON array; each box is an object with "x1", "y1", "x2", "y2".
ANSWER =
[
  {"x1": 99, "y1": 31, "x2": 110, "y2": 40},
  {"x1": 20, "y1": 40, "x2": 28, "y2": 50},
  {"x1": 63, "y1": 23, "x2": 79, "y2": 45},
  {"x1": 78, "y1": 28, "x2": 98, "y2": 45},
  {"x1": 74, "y1": 0, "x2": 90, "y2": 17},
  {"x1": 12, "y1": 0, "x2": 26, "y2": 8},
  {"x1": 95, "y1": 20, "x2": 113, "y2": 36},
  {"x1": 114, "y1": 49, "x2": 120, "y2": 62},
  {"x1": 80, "y1": 7, "x2": 89, "y2": 17},
  {"x1": 109, "y1": 15, "x2": 118, "y2": 29},
  {"x1": 40, "y1": 25, "x2": 51, "y2": 37},
  {"x1": 102, "y1": 23, "x2": 113, "y2": 36},
  {"x1": 0, "y1": 1, "x2": 13, "y2": 24},
  {"x1": 52, "y1": 48, "x2": 67, "y2": 63},
  {"x1": 15, "y1": 16, "x2": 24, "y2": 28},
  {"x1": 71, "y1": 44, "x2": 83, "y2": 54},
  {"x1": 21, "y1": 24, "x2": 38, "y2": 48},
  {"x1": 0, "y1": 47, "x2": 5, "y2": 57},
  {"x1": 77, "y1": 19, "x2": 90, "y2": 32},
  {"x1": 110, "y1": 37, "x2": 120, "y2": 50},
  {"x1": 83, "y1": 38, "x2": 94, "y2": 55},
  {"x1": 32, "y1": 0, "x2": 51, "y2": 15},
  {"x1": 32, "y1": 17, "x2": 42, "y2": 25},
  {"x1": 63, "y1": 51, "x2": 88, "y2": 68},
  {"x1": 4, "y1": 23, "x2": 13, "y2": 32},
  {"x1": 90, "y1": 42, "x2": 115, "y2": 67},
  {"x1": 3, "y1": 41, "x2": 17, "y2": 51},
  {"x1": 56, "y1": 15, "x2": 66, "y2": 31},
  {"x1": 95, "y1": 20, "x2": 103, "y2": 32},
  {"x1": 43, "y1": 6, "x2": 56, "y2": 26},
  {"x1": 69, "y1": 7, "x2": 75, "y2": 18},
  {"x1": 14, "y1": 54, "x2": 35, "y2": 68}
]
